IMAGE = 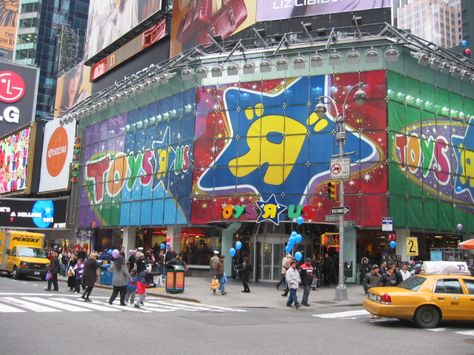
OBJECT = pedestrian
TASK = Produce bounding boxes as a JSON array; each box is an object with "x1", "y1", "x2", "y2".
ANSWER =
[
  {"x1": 286, "y1": 260, "x2": 301, "y2": 309},
  {"x1": 400, "y1": 263, "x2": 411, "y2": 281},
  {"x1": 299, "y1": 258, "x2": 315, "y2": 306},
  {"x1": 363, "y1": 264, "x2": 381, "y2": 294},
  {"x1": 236, "y1": 254, "x2": 251, "y2": 293},
  {"x1": 276, "y1": 253, "x2": 291, "y2": 290},
  {"x1": 380, "y1": 265, "x2": 398, "y2": 286},
  {"x1": 216, "y1": 255, "x2": 227, "y2": 295},
  {"x1": 125, "y1": 269, "x2": 138, "y2": 305},
  {"x1": 322, "y1": 253, "x2": 336, "y2": 286},
  {"x1": 379, "y1": 261, "x2": 387, "y2": 275},
  {"x1": 359, "y1": 257, "x2": 370, "y2": 285},
  {"x1": 210, "y1": 250, "x2": 220, "y2": 277},
  {"x1": 74, "y1": 258, "x2": 84, "y2": 293},
  {"x1": 391, "y1": 263, "x2": 403, "y2": 285},
  {"x1": 67, "y1": 254, "x2": 77, "y2": 291},
  {"x1": 133, "y1": 270, "x2": 148, "y2": 309},
  {"x1": 45, "y1": 251, "x2": 60, "y2": 291},
  {"x1": 81, "y1": 253, "x2": 102, "y2": 302},
  {"x1": 109, "y1": 255, "x2": 130, "y2": 306}
]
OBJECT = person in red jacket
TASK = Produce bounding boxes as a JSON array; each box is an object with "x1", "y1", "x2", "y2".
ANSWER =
[{"x1": 299, "y1": 258, "x2": 315, "y2": 306}]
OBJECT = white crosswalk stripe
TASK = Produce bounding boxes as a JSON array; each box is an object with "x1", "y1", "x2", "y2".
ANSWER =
[
  {"x1": 313, "y1": 309, "x2": 474, "y2": 337},
  {"x1": 0, "y1": 294, "x2": 245, "y2": 314}
]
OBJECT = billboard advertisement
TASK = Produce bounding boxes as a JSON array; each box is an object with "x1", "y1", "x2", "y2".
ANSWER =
[
  {"x1": 0, "y1": 124, "x2": 35, "y2": 194},
  {"x1": 85, "y1": 0, "x2": 162, "y2": 60},
  {"x1": 0, "y1": 0, "x2": 19, "y2": 60},
  {"x1": 0, "y1": 61, "x2": 39, "y2": 137},
  {"x1": 38, "y1": 119, "x2": 76, "y2": 193},
  {"x1": 256, "y1": 0, "x2": 391, "y2": 21},
  {"x1": 0, "y1": 197, "x2": 68, "y2": 228},
  {"x1": 191, "y1": 71, "x2": 387, "y2": 227},
  {"x1": 54, "y1": 62, "x2": 91, "y2": 116},
  {"x1": 388, "y1": 71, "x2": 474, "y2": 232},
  {"x1": 90, "y1": 19, "x2": 166, "y2": 81},
  {"x1": 78, "y1": 90, "x2": 195, "y2": 228},
  {"x1": 170, "y1": 0, "x2": 257, "y2": 57}
]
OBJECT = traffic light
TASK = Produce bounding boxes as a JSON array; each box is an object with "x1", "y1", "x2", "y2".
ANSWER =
[{"x1": 327, "y1": 181, "x2": 338, "y2": 200}]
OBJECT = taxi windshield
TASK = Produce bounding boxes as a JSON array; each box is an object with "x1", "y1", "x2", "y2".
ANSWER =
[
  {"x1": 16, "y1": 247, "x2": 46, "y2": 258},
  {"x1": 398, "y1": 276, "x2": 426, "y2": 291}
]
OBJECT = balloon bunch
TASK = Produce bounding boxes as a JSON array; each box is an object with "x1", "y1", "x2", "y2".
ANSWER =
[
  {"x1": 70, "y1": 137, "x2": 81, "y2": 184},
  {"x1": 229, "y1": 240, "x2": 242, "y2": 257},
  {"x1": 388, "y1": 233, "x2": 397, "y2": 249},
  {"x1": 284, "y1": 217, "x2": 304, "y2": 261}
]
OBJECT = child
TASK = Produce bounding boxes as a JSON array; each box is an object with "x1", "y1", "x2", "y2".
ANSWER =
[
  {"x1": 125, "y1": 269, "x2": 137, "y2": 305},
  {"x1": 210, "y1": 275, "x2": 220, "y2": 294},
  {"x1": 134, "y1": 270, "x2": 148, "y2": 309},
  {"x1": 73, "y1": 258, "x2": 84, "y2": 293}
]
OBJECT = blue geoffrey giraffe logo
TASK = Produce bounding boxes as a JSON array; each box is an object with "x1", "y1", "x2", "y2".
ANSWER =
[{"x1": 198, "y1": 76, "x2": 378, "y2": 206}]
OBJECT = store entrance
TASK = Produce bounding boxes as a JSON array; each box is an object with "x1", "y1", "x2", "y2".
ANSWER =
[{"x1": 260, "y1": 242, "x2": 284, "y2": 282}]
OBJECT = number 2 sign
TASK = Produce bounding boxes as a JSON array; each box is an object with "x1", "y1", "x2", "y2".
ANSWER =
[{"x1": 406, "y1": 237, "x2": 419, "y2": 256}]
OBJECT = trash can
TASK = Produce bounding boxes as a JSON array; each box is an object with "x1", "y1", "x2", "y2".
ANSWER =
[
  {"x1": 165, "y1": 265, "x2": 185, "y2": 294},
  {"x1": 100, "y1": 264, "x2": 112, "y2": 286}
]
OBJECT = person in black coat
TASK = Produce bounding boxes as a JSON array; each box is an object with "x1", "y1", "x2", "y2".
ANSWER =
[
  {"x1": 236, "y1": 254, "x2": 251, "y2": 293},
  {"x1": 45, "y1": 252, "x2": 60, "y2": 291},
  {"x1": 81, "y1": 253, "x2": 103, "y2": 302}
]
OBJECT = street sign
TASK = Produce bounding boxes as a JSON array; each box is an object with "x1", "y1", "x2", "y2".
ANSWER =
[
  {"x1": 406, "y1": 237, "x2": 419, "y2": 257},
  {"x1": 330, "y1": 158, "x2": 351, "y2": 179},
  {"x1": 331, "y1": 207, "x2": 349, "y2": 215},
  {"x1": 382, "y1": 217, "x2": 393, "y2": 232},
  {"x1": 324, "y1": 215, "x2": 338, "y2": 222},
  {"x1": 344, "y1": 220, "x2": 355, "y2": 227}
]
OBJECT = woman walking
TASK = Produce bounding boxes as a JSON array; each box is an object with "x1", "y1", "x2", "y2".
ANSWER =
[
  {"x1": 109, "y1": 255, "x2": 130, "y2": 306},
  {"x1": 81, "y1": 253, "x2": 101, "y2": 302},
  {"x1": 45, "y1": 251, "x2": 60, "y2": 291},
  {"x1": 67, "y1": 255, "x2": 77, "y2": 291}
]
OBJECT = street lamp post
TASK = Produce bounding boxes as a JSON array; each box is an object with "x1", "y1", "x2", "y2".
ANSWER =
[{"x1": 316, "y1": 82, "x2": 367, "y2": 301}]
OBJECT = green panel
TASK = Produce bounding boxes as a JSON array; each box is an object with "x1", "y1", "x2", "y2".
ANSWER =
[
  {"x1": 389, "y1": 194, "x2": 407, "y2": 228},
  {"x1": 438, "y1": 200, "x2": 453, "y2": 232},
  {"x1": 407, "y1": 198, "x2": 423, "y2": 229},
  {"x1": 422, "y1": 198, "x2": 439, "y2": 230}
]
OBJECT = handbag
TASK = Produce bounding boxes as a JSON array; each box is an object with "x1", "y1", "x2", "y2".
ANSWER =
[
  {"x1": 177, "y1": 0, "x2": 213, "y2": 44},
  {"x1": 208, "y1": 0, "x2": 248, "y2": 39},
  {"x1": 45, "y1": 271, "x2": 52, "y2": 281}
]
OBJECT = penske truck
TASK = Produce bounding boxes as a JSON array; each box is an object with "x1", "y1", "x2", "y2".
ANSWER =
[{"x1": 0, "y1": 230, "x2": 50, "y2": 279}]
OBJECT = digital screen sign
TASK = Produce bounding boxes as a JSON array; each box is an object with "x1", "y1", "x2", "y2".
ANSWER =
[{"x1": 0, "y1": 197, "x2": 68, "y2": 229}]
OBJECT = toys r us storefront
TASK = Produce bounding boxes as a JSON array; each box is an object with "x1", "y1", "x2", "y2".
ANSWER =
[{"x1": 73, "y1": 38, "x2": 474, "y2": 282}]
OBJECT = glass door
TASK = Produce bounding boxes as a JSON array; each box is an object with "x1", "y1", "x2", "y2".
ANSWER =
[{"x1": 260, "y1": 242, "x2": 284, "y2": 282}]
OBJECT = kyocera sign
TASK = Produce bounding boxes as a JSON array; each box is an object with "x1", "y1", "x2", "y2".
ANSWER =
[{"x1": 0, "y1": 61, "x2": 39, "y2": 137}]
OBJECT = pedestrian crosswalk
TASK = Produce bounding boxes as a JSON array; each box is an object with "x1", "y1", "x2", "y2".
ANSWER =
[
  {"x1": 0, "y1": 293, "x2": 246, "y2": 314},
  {"x1": 313, "y1": 309, "x2": 474, "y2": 337}
]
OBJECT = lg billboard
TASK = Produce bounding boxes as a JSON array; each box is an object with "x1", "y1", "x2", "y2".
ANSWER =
[{"x1": 0, "y1": 61, "x2": 39, "y2": 138}]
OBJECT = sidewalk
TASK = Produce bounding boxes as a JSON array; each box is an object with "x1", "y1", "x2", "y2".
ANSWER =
[{"x1": 60, "y1": 276, "x2": 365, "y2": 308}]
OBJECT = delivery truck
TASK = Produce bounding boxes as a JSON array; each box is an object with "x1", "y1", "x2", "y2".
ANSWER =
[{"x1": 0, "y1": 230, "x2": 50, "y2": 279}]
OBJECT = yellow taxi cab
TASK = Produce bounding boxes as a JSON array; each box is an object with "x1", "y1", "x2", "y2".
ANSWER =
[{"x1": 363, "y1": 261, "x2": 474, "y2": 328}]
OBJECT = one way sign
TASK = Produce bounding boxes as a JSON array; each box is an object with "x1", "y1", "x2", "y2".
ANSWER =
[{"x1": 331, "y1": 207, "x2": 349, "y2": 215}]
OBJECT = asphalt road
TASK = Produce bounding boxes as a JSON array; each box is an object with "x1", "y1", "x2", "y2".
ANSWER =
[{"x1": 0, "y1": 276, "x2": 473, "y2": 355}]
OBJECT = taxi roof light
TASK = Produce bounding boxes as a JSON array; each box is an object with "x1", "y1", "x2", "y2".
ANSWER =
[{"x1": 421, "y1": 261, "x2": 470, "y2": 275}]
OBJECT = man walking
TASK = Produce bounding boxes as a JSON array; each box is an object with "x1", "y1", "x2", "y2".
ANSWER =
[
  {"x1": 299, "y1": 258, "x2": 315, "y2": 306},
  {"x1": 236, "y1": 254, "x2": 251, "y2": 293},
  {"x1": 286, "y1": 260, "x2": 301, "y2": 309},
  {"x1": 363, "y1": 264, "x2": 381, "y2": 294},
  {"x1": 276, "y1": 253, "x2": 292, "y2": 291}
]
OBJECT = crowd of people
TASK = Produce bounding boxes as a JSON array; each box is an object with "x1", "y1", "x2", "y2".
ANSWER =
[{"x1": 43, "y1": 245, "x2": 188, "y2": 307}]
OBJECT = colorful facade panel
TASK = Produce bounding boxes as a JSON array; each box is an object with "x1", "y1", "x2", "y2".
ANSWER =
[
  {"x1": 192, "y1": 71, "x2": 388, "y2": 227},
  {"x1": 388, "y1": 71, "x2": 474, "y2": 232},
  {"x1": 78, "y1": 90, "x2": 195, "y2": 228}
]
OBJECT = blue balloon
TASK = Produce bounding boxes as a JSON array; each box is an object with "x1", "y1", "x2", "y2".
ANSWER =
[
  {"x1": 389, "y1": 241, "x2": 397, "y2": 249},
  {"x1": 295, "y1": 234, "x2": 303, "y2": 244},
  {"x1": 235, "y1": 241, "x2": 242, "y2": 250},
  {"x1": 461, "y1": 39, "x2": 468, "y2": 47},
  {"x1": 289, "y1": 235, "x2": 296, "y2": 243},
  {"x1": 107, "y1": 249, "x2": 113, "y2": 255},
  {"x1": 285, "y1": 245, "x2": 291, "y2": 253},
  {"x1": 288, "y1": 240, "x2": 295, "y2": 249},
  {"x1": 297, "y1": 216, "x2": 304, "y2": 225},
  {"x1": 294, "y1": 251, "x2": 303, "y2": 261},
  {"x1": 291, "y1": 231, "x2": 297, "y2": 237},
  {"x1": 229, "y1": 247, "x2": 236, "y2": 257},
  {"x1": 160, "y1": 243, "x2": 166, "y2": 249}
]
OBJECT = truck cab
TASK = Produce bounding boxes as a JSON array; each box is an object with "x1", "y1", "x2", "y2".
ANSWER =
[{"x1": 0, "y1": 231, "x2": 50, "y2": 279}]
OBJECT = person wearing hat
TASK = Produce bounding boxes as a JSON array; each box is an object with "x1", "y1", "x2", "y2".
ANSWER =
[
  {"x1": 299, "y1": 258, "x2": 316, "y2": 306},
  {"x1": 210, "y1": 250, "x2": 220, "y2": 278},
  {"x1": 362, "y1": 264, "x2": 381, "y2": 294}
]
